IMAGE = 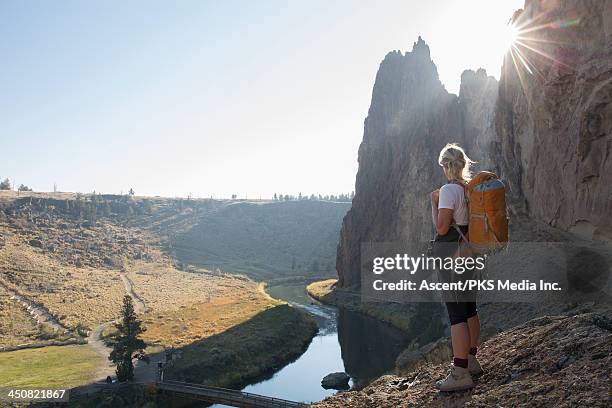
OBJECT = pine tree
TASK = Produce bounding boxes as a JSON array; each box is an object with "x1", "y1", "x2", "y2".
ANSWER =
[
  {"x1": 109, "y1": 295, "x2": 148, "y2": 381},
  {"x1": 0, "y1": 178, "x2": 11, "y2": 190}
]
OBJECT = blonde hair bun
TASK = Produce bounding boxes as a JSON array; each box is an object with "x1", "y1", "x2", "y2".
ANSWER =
[{"x1": 438, "y1": 143, "x2": 475, "y2": 181}]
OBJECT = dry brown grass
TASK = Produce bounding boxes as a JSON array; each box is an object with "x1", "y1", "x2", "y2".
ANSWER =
[
  {"x1": 306, "y1": 278, "x2": 337, "y2": 300},
  {"x1": 0, "y1": 285, "x2": 43, "y2": 347},
  {"x1": 0, "y1": 193, "x2": 300, "y2": 353},
  {"x1": 0, "y1": 235, "x2": 126, "y2": 332},
  {"x1": 128, "y1": 261, "x2": 269, "y2": 309},
  {"x1": 140, "y1": 275, "x2": 282, "y2": 348},
  {"x1": 0, "y1": 228, "x2": 278, "y2": 345}
]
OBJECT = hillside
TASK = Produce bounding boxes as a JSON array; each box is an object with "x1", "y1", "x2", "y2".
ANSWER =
[
  {"x1": 0, "y1": 191, "x2": 321, "y2": 392},
  {"x1": 171, "y1": 200, "x2": 350, "y2": 280}
]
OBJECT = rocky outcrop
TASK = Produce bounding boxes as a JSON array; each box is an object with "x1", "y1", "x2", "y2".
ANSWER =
[
  {"x1": 321, "y1": 372, "x2": 350, "y2": 390},
  {"x1": 337, "y1": 0, "x2": 612, "y2": 288},
  {"x1": 325, "y1": 1, "x2": 612, "y2": 405},
  {"x1": 336, "y1": 39, "x2": 498, "y2": 288},
  {"x1": 494, "y1": 0, "x2": 612, "y2": 240},
  {"x1": 315, "y1": 312, "x2": 612, "y2": 407},
  {"x1": 395, "y1": 337, "x2": 452, "y2": 375},
  {"x1": 459, "y1": 69, "x2": 498, "y2": 171}
]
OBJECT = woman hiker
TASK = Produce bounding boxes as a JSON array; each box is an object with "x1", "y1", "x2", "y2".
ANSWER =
[{"x1": 430, "y1": 143, "x2": 483, "y2": 392}]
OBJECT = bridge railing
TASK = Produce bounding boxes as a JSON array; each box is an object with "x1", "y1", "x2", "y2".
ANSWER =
[{"x1": 157, "y1": 379, "x2": 309, "y2": 407}]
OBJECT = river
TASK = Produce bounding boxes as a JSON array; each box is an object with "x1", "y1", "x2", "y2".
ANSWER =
[{"x1": 212, "y1": 281, "x2": 412, "y2": 406}]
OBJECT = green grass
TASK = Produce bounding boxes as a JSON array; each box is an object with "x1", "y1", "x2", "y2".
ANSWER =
[{"x1": 0, "y1": 345, "x2": 102, "y2": 388}]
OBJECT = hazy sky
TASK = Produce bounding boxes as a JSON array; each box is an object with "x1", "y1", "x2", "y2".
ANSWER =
[{"x1": 1, "y1": 0, "x2": 523, "y2": 198}]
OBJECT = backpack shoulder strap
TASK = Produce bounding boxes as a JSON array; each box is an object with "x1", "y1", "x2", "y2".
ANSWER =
[
  {"x1": 448, "y1": 179, "x2": 468, "y2": 203},
  {"x1": 447, "y1": 180, "x2": 470, "y2": 244},
  {"x1": 453, "y1": 224, "x2": 470, "y2": 244}
]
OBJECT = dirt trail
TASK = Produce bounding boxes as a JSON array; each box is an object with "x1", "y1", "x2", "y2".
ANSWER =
[
  {"x1": 0, "y1": 281, "x2": 71, "y2": 335},
  {"x1": 119, "y1": 273, "x2": 147, "y2": 313},
  {"x1": 86, "y1": 271, "x2": 157, "y2": 382},
  {"x1": 87, "y1": 320, "x2": 116, "y2": 380}
]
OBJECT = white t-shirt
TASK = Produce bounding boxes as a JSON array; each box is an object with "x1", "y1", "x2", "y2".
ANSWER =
[{"x1": 438, "y1": 183, "x2": 468, "y2": 226}]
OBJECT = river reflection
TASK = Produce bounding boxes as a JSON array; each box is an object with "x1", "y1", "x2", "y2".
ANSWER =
[
  {"x1": 337, "y1": 307, "x2": 410, "y2": 382},
  {"x1": 213, "y1": 282, "x2": 413, "y2": 405}
]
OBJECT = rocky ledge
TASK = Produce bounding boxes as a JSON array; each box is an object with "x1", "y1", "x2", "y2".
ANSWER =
[{"x1": 315, "y1": 312, "x2": 611, "y2": 407}]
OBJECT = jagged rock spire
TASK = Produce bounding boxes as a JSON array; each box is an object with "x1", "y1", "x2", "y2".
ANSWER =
[{"x1": 411, "y1": 36, "x2": 431, "y2": 60}]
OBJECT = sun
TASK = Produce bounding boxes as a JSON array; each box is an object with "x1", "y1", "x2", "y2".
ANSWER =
[{"x1": 502, "y1": 22, "x2": 519, "y2": 50}]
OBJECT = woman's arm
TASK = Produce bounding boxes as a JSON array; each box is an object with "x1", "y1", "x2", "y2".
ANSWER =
[
  {"x1": 431, "y1": 190, "x2": 439, "y2": 225},
  {"x1": 431, "y1": 187, "x2": 454, "y2": 235},
  {"x1": 436, "y1": 208, "x2": 454, "y2": 235}
]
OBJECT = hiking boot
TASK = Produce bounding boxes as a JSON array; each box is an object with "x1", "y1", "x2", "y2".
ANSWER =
[
  {"x1": 468, "y1": 355, "x2": 483, "y2": 376},
  {"x1": 435, "y1": 364, "x2": 474, "y2": 392}
]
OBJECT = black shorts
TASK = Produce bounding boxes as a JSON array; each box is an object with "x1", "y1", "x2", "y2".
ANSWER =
[
  {"x1": 434, "y1": 225, "x2": 478, "y2": 325},
  {"x1": 445, "y1": 301, "x2": 478, "y2": 325}
]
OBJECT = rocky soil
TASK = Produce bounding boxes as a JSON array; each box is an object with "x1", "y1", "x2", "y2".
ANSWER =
[{"x1": 315, "y1": 312, "x2": 611, "y2": 408}]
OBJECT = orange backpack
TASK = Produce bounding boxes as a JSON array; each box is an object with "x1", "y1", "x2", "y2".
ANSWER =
[{"x1": 463, "y1": 171, "x2": 509, "y2": 253}]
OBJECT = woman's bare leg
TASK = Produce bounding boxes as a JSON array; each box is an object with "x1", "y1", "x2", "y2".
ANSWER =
[
  {"x1": 467, "y1": 314, "x2": 480, "y2": 349},
  {"x1": 450, "y1": 322, "x2": 470, "y2": 359}
]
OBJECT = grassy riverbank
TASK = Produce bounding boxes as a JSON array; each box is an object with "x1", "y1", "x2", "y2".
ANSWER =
[{"x1": 165, "y1": 303, "x2": 318, "y2": 388}]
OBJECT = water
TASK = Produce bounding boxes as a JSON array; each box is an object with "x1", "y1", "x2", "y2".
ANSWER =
[{"x1": 210, "y1": 281, "x2": 412, "y2": 406}]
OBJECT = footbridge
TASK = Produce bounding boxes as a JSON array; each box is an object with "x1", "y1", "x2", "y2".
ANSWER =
[{"x1": 156, "y1": 379, "x2": 310, "y2": 408}]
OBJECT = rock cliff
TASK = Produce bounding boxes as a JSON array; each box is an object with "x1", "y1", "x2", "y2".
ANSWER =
[
  {"x1": 337, "y1": 0, "x2": 612, "y2": 288},
  {"x1": 494, "y1": 0, "x2": 612, "y2": 240},
  {"x1": 336, "y1": 40, "x2": 498, "y2": 288}
]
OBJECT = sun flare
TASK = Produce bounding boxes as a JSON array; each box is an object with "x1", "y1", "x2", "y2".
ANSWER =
[{"x1": 502, "y1": 22, "x2": 519, "y2": 50}]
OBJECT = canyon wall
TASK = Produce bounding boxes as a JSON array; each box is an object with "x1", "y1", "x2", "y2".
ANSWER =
[
  {"x1": 495, "y1": 0, "x2": 612, "y2": 240},
  {"x1": 336, "y1": 39, "x2": 497, "y2": 288},
  {"x1": 337, "y1": 0, "x2": 612, "y2": 288}
]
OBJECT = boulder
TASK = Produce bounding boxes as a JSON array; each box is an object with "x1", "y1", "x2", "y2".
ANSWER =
[
  {"x1": 321, "y1": 372, "x2": 350, "y2": 390},
  {"x1": 29, "y1": 239, "x2": 43, "y2": 248}
]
